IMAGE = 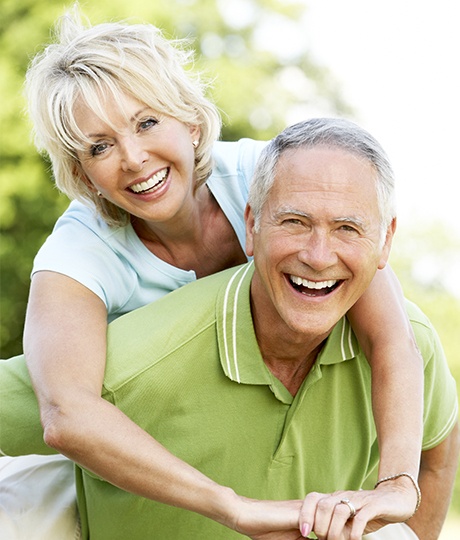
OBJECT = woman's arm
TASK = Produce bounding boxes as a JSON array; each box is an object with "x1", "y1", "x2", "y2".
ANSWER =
[
  {"x1": 347, "y1": 265, "x2": 424, "y2": 484},
  {"x1": 23, "y1": 271, "x2": 302, "y2": 537}
]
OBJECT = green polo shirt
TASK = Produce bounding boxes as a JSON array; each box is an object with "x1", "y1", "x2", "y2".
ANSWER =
[{"x1": 70, "y1": 262, "x2": 457, "y2": 539}]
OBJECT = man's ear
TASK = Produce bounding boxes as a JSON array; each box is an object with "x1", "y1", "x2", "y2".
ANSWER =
[
  {"x1": 244, "y1": 204, "x2": 256, "y2": 257},
  {"x1": 378, "y1": 218, "x2": 397, "y2": 269}
]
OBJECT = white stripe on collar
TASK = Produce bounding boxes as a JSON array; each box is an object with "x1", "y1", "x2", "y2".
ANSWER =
[
  {"x1": 340, "y1": 316, "x2": 356, "y2": 361},
  {"x1": 222, "y1": 261, "x2": 254, "y2": 383}
]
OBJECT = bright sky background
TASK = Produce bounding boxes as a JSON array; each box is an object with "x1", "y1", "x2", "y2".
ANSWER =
[{"x1": 298, "y1": 0, "x2": 460, "y2": 238}]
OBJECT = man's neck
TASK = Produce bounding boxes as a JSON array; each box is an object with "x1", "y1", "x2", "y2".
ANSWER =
[
  {"x1": 249, "y1": 274, "x2": 333, "y2": 396},
  {"x1": 252, "y1": 305, "x2": 328, "y2": 397},
  {"x1": 261, "y1": 345, "x2": 323, "y2": 397}
]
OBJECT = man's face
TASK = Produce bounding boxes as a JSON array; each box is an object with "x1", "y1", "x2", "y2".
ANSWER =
[{"x1": 245, "y1": 145, "x2": 395, "y2": 341}]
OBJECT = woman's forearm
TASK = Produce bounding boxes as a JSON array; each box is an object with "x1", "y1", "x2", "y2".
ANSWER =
[
  {"x1": 23, "y1": 272, "x2": 236, "y2": 523},
  {"x1": 22, "y1": 272, "x2": 301, "y2": 535},
  {"x1": 348, "y1": 265, "x2": 424, "y2": 479}
]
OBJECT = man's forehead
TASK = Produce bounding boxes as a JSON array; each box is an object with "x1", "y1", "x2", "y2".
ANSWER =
[
  {"x1": 275, "y1": 144, "x2": 372, "y2": 170},
  {"x1": 266, "y1": 146, "x2": 381, "y2": 225},
  {"x1": 272, "y1": 145, "x2": 378, "y2": 193}
]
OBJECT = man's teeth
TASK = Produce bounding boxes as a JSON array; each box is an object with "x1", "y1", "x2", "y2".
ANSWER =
[
  {"x1": 130, "y1": 168, "x2": 168, "y2": 193},
  {"x1": 290, "y1": 275, "x2": 337, "y2": 290}
]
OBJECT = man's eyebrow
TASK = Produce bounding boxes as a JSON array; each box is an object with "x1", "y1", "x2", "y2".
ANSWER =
[
  {"x1": 276, "y1": 207, "x2": 312, "y2": 220},
  {"x1": 276, "y1": 207, "x2": 367, "y2": 230},
  {"x1": 332, "y1": 216, "x2": 366, "y2": 229}
]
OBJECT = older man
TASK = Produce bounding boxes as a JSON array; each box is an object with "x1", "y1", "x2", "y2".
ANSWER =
[{"x1": 1, "y1": 119, "x2": 458, "y2": 539}]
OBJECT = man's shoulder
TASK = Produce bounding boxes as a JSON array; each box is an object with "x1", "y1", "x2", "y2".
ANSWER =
[
  {"x1": 105, "y1": 265, "x2": 248, "y2": 369},
  {"x1": 405, "y1": 299, "x2": 443, "y2": 365}
]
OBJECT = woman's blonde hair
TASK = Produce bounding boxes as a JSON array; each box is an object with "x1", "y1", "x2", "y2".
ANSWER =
[{"x1": 26, "y1": 7, "x2": 221, "y2": 226}]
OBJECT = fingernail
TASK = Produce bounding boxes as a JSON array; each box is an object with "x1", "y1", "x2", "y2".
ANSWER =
[{"x1": 301, "y1": 522, "x2": 311, "y2": 537}]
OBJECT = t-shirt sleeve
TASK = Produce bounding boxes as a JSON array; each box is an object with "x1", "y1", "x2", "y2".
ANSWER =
[
  {"x1": 407, "y1": 302, "x2": 459, "y2": 450},
  {"x1": 32, "y1": 203, "x2": 136, "y2": 314},
  {"x1": 0, "y1": 355, "x2": 52, "y2": 456}
]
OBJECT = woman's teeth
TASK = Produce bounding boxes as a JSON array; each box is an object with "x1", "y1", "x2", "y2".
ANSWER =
[{"x1": 130, "y1": 168, "x2": 168, "y2": 194}]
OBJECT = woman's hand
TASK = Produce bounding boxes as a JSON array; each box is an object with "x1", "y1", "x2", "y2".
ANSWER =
[{"x1": 299, "y1": 479, "x2": 419, "y2": 540}]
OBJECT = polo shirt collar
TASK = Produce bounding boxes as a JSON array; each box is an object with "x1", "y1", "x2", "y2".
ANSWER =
[{"x1": 216, "y1": 262, "x2": 360, "y2": 386}]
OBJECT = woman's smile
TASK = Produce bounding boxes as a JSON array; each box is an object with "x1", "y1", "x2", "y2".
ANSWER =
[{"x1": 128, "y1": 167, "x2": 170, "y2": 194}]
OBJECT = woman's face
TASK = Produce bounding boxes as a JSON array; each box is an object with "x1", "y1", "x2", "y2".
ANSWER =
[{"x1": 74, "y1": 92, "x2": 200, "y2": 225}]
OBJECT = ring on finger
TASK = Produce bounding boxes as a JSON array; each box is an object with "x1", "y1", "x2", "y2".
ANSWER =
[{"x1": 339, "y1": 498, "x2": 356, "y2": 519}]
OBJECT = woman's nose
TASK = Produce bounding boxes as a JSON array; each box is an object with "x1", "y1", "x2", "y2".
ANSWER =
[{"x1": 120, "y1": 136, "x2": 148, "y2": 172}]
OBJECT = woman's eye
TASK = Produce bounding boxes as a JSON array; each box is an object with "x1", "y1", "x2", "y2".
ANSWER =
[
  {"x1": 90, "y1": 143, "x2": 109, "y2": 156},
  {"x1": 139, "y1": 118, "x2": 158, "y2": 131}
]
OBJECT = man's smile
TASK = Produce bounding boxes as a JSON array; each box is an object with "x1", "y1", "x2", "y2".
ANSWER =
[{"x1": 288, "y1": 274, "x2": 342, "y2": 296}]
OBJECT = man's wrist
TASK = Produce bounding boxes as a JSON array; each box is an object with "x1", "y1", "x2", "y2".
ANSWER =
[{"x1": 199, "y1": 484, "x2": 241, "y2": 530}]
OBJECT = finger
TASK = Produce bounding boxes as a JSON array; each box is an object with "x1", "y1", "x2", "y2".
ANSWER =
[
  {"x1": 299, "y1": 492, "x2": 325, "y2": 537},
  {"x1": 311, "y1": 495, "x2": 344, "y2": 539},
  {"x1": 348, "y1": 514, "x2": 371, "y2": 540},
  {"x1": 326, "y1": 501, "x2": 356, "y2": 540}
]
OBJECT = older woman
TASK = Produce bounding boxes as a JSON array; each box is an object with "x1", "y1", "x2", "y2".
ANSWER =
[{"x1": 0, "y1": 7, "x2": 423, "y2": 539}]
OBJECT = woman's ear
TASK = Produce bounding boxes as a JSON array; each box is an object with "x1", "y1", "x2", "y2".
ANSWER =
[
  {"x1": 189, "y1": 124, "x2": 201, "y2": 146},
  {"x1": 73, "y1": 162, "x2": 94, "y2": 192}
]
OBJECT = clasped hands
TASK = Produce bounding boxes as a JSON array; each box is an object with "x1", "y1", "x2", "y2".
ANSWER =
[{"x1": 232, "y1": 480, "x2": 418, "y2": 540}]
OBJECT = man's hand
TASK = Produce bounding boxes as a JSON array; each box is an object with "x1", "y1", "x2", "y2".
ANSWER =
[{"x1": 230, "y1": 496, "x2": 304, "y2": 539}]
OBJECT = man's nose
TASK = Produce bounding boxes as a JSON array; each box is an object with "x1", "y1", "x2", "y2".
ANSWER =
[{"x1": 297, "y1": 231, "x2": 338, "y2": 271}]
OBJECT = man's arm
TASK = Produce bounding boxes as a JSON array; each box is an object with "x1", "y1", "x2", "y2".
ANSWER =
[
  {"x1": 0, "y1": 355, "x2": 53, "y2": 456},
  {"x1": 407, "y1": 423, "x2": 460, "y2": 540}
]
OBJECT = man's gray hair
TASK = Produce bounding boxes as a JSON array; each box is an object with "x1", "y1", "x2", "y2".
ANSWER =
[{"x1": 248, "y1": 118, "x2": 396, "y2": 241}]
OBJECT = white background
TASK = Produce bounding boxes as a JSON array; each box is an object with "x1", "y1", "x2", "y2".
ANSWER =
[{"x1": 299, "y1": 0, "x2": 460, "y2": 238}]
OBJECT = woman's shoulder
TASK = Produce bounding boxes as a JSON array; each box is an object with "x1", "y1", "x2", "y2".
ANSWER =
[
  {"x1": 54, "y1": 200, "x2": 112, "y2": 236},
  {"x1": 212, "y1": 139, "x2": 268, "y2": 176}
]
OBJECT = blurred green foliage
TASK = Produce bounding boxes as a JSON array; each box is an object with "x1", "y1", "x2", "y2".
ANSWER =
[{"x1": 0, "y1": 0, "x2": 459, "y2": 521}]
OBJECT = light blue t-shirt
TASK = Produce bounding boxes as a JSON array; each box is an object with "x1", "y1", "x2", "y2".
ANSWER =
[{"x1": 32, "y1": 139, "x2": 266, "y2": 322}]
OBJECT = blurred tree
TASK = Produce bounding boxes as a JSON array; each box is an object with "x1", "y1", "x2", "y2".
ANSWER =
[{"x1": 0, "y1": 0, "x2": 351, "y2": 357}]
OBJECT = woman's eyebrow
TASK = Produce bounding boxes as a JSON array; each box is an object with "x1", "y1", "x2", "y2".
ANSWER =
[{"x1": 130, "y1": 107, "x2": 153, "y2": 122}]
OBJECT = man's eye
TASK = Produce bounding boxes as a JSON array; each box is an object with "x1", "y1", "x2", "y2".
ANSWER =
[
  {"x1": 284, "y1": 218, "x2": 303, "y2": 225},
  {"x1": 339, "y1": 225, "x2": 359, "y2": 233}
]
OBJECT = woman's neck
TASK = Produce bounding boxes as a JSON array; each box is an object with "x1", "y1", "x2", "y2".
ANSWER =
[
  {"x1": 131, "y1": 185, "x2": 247, "y2": 277},
  {"x1": 132, "y1": 184, "x2": 211, "y2": 246}
]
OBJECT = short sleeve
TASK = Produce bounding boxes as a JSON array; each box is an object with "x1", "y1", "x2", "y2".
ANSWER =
[
  {"x1": 32, "y1": 202, "x2": 137, "y2": 314},
  {"x1": 407, "y1": 302, "x2": 459, "y2": 450}
]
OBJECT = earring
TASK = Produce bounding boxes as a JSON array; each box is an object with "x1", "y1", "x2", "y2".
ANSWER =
[
  {"x1": 97, "y1": 190, "x2": 103, "y2": 197},
  {"x1": 192, "y1": 140, "x2": 199, "y2": 149}
]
